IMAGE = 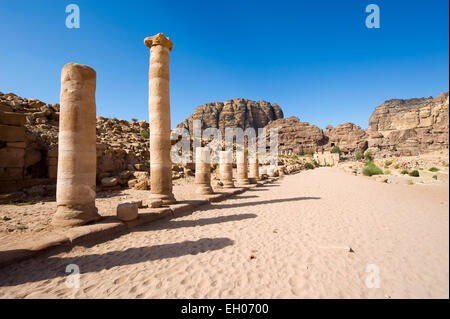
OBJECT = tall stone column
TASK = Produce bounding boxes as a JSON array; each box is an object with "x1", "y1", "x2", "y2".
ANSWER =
[
  {"x1": 220, "y1": 150, "x2": 234, "y2": 188},
  {"x1": 248, "y1": 155, "x2": 260, "y2": 184},
  {"x1": 195, "y1": 147, "x2": 213, "y2": 194},
  {"x1": 144, "y1": 33, "x2": 176, "y2": 204},
  {"x1": 51, "y1": 63, "x2": 100, "y2": 227},
  {"x1": 236, "y1": 150, "x2": 250, "y2": 185}
]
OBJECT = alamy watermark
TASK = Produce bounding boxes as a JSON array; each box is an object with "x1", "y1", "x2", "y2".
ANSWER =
[
  {"x1": 66, "y1": 4, "x2": 80, "y2": 29},
  {"x1": 65, "y1": 264, "x2": 80, "y2": 288},
  {"x1": 365, "y1": 264, "x2": 380, "y2": 288},
  {"x1": 365, "y1": 4, "x2": 380, "y2": 29},
  {"x1": 170, "y1": 120, "x2": 279, "y2": 165}
]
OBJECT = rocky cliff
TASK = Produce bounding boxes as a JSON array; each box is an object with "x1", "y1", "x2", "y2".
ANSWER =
[
  {"x1": 324, "y1": 123, "x2": 368, "y2": 155},
  {"x1": 367, "y1": 92, "x2": 449, "y2": 156},
  {"x1": 176, "y1": 98, "x2": 284, "y2": 134},
  {"x1": 264, "y1": 116, "x2": 326, "y2": 154}
]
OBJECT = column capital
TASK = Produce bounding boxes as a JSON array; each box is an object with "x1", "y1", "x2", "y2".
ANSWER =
[{"x1": 144, "y1": 33, "x2": 173, "y2": 51}]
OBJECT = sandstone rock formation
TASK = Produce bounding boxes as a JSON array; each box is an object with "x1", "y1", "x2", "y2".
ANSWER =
[
  {"x1": 367, "y1": 92, "x2": 449, "y2": 156},
  {"x1": 176, "y1": 99, "x2": 284, "y2": 134},
  {"x1": 264, "y1": 116, "x2": 326, "y2": 154},
  {"x1": 324, "y1": 123, "x2": 368, "y2": 155}
]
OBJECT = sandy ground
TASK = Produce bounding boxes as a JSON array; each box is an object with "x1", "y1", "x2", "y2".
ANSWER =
[
  {"x1": 0, "y1": 167, "x2": 448, "y2": 298},
  {"x1": 0, "y1": 177, "x2": 200, "y2": 243}
]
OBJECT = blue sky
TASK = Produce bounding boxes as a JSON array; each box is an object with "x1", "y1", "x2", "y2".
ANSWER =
[{"x1": 0, "y1": 0, "x2": 448, "y2": 129}]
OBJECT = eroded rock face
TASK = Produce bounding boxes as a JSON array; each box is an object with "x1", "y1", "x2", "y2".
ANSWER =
[
  {"x1": 264, "y1": 116, "x2": 326, "y2": 154},
  {"x1": 176, "y1": 99, "x2": 284, "y2": 134},
  {"x1": 367, "y1": 92, "x2": 449, "y2": 156},
  {"x1": 324, "y1": 123, "x2": 368, "y2": 155}
]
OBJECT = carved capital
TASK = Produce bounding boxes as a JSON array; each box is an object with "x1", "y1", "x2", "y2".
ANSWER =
[{"x1": 144, "y1": 33, "x2": 173, "y2": 51}]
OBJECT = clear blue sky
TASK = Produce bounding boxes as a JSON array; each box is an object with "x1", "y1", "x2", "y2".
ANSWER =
[{"x1": 0, "y1": 0, "x2": 448, "y2": 129}]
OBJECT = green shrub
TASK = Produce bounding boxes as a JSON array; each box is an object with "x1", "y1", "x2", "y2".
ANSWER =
[
  {"x1": 384, "y1": 160, "x2": 393, "y2": 168},
  {"x1": 429, "y1": 167, "x2": 440, "y2": 172},
  {"x1": 355, "y1": 151, "x2": 364, "y2": 161},
  {"x1": 305, "y1": 162, "x2": 314, "y2": 169},
  {"x1": 305, "y1": 151, "x2": 314, "y2": 156},
  {"x1": 331, "y1": 146, "x2": 341, "y2": 155},
  {"x1": 140, "y1": 129, "x2": 149, "y2": 138},
  {"x1": 112, "y1": 117, "x2": 118, "y2": 121},
  {"x1": 401, "y1": 170, "x2": 409, "y2": 175},
  {"x1": 313, "y1": 160, "x2": 319, "y2": 167},
  {"x1": 291, "y1": 154, "x2": 299, "y2": 160},
  {"x1": 432, "y1": 175, "x2": 438, "y2": 180},
  {"x1": 408, "y1": 170, "x2": 420, "y2": 177},
  {"x1": 394, "y1": 164, "x2": 400, "y2": 169},
  {"x1": 362, "y1": 162, "x2": 383, "y2": 176},
  {"x1": 131, "y1": 118, "x2": 138, "y2": 122},
  {"x1": 364, "y1": 151, "x2": 374, "y2": 162},
  {"x1": 384, "y1": 170, "x2": 391, "y2": 175}
]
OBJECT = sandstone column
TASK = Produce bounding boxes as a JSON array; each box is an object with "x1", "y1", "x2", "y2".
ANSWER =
[
  {"x1": 195, "y1": 147, "x2": 213, "y2": 194},
  {"x1": 144, "y1": 33, "x2": 176, "y2": 204},
  {"x1": 236, "y1": 150, "x2": 250, "y2": 185},
  {"x1": 248, "y1": 155, "x2": 260, "y2": 184},
  {"x1": 51, "y1": 63, "x2": 100, "y2": 227},
  {"x1": 220, "y1": 150, "x2": 234, "y2": 188}
]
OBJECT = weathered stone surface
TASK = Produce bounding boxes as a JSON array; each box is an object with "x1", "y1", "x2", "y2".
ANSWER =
[
  {"x1": 116, "y1": 202, "x2": 138, "y2": 221},
  {"x1": 133, "y1": 179, "x2": 148, "y2": 190},
  {"x1": 101, "y1": 176, "x2": 118, "y2": 187},
  {"x1": 0, "y1": 125, "x2": 25, "y2": 142},
  {"x1": 148, "y1": 199, "x2": 163, "y2": 208},
  {"x1": 51, "y1": 63, "x2": 100, "y2": 227},
  {"x1": 0, "y1": 111, "x2": 26, "y2": 126},
  {"x1": 324, "y1": 123, "x2": 368, "y2": 155},
  {"x1": 219, "y1": 150, "x2": 234, "y2": 188},
  {"x1": 145, "y1": 33, "x2": 176, "y2": 204},
  {"x1": 195, "y1": 147, "x2": 213, "y2": 194},
  {"x1": 367, "y1": 92, "x2": 449, "y2": 156},
  {"x1": 264, "y1": 116, "x2": 326, "y2": 154},
  {"x1": 314, "y1": 151, "x2": 340, "y2": 166},
  {"x1": 236, "y1": 150, "x2": 250, "y2": 185},
  {"x1": 177, "y1": 99, "x2": 284, "y2": 135},
  {"x1": 0, "y1": 147, "x2": 25, "y2": 168}
]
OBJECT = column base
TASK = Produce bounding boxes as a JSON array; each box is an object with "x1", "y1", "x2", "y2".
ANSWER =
[
  {"x1": 237, "y1": 179, "x2": 250, "y2": 186},
  {"x1": 248, "y1": 177, "x2": 259, "y2": 184},
  {"x1": 221, "y1": 180, "x2": 235, "y2": 188},
  {"x1": 149, "y1": 193, "x2": 176, "y2": 205},
  {"x1": 195, "y1": 185, "x2": 214, "y2": 195},
  {"x1": 51, "y1": 205, "x2": 101, "y2": 228}
]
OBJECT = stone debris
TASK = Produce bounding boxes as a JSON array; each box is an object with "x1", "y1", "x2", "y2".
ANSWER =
[{"x1": 116, "y1": 202, "x2": 139, "y2": 221}]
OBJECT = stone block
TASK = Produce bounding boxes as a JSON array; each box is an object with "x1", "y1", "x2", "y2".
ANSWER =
[
  {"x1": 0, "y1": 111, "x2": 26, "y2": 126},
  {"x1": 0, "y1": 147, "x2": 25, "y2": 167},
  {"x1": 116, "y1": 202, "x2": 139, "y2": 221},
  {"x1": 0, "y1": 125, "x2": 25, "y2": 142}
]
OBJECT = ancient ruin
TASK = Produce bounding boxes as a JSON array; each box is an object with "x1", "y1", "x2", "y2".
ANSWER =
[
  {"x1": 219, "y1": 150, "x2": 235, "y2": 188},
  {"x1": 194, "y1": 147, "x2": 213, "y2": 194},
  {"x1": 248, "y1": 154, "x2": 260, "y2": 183},
  {"x1": 144, "y1": 33, "x2": 176, "y2": 204},
  {"x1": 236, "y1": 150, "x2": 250, "y2": 185},
  {"x1": 51, "y1": 63, "x2": 101, "y2": 227},
  {"x1": 313, "y1": 151, "x2": 340, "y2": 166}
]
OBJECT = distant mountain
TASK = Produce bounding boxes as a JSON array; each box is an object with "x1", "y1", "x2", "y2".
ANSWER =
[{"x1": 176, "y1": 98, "x2": 284, "y2": 134}]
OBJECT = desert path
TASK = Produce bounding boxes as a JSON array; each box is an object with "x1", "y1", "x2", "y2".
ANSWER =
[{"x1": 0, "y1": 168, "x2": 448, "y2": 298}]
